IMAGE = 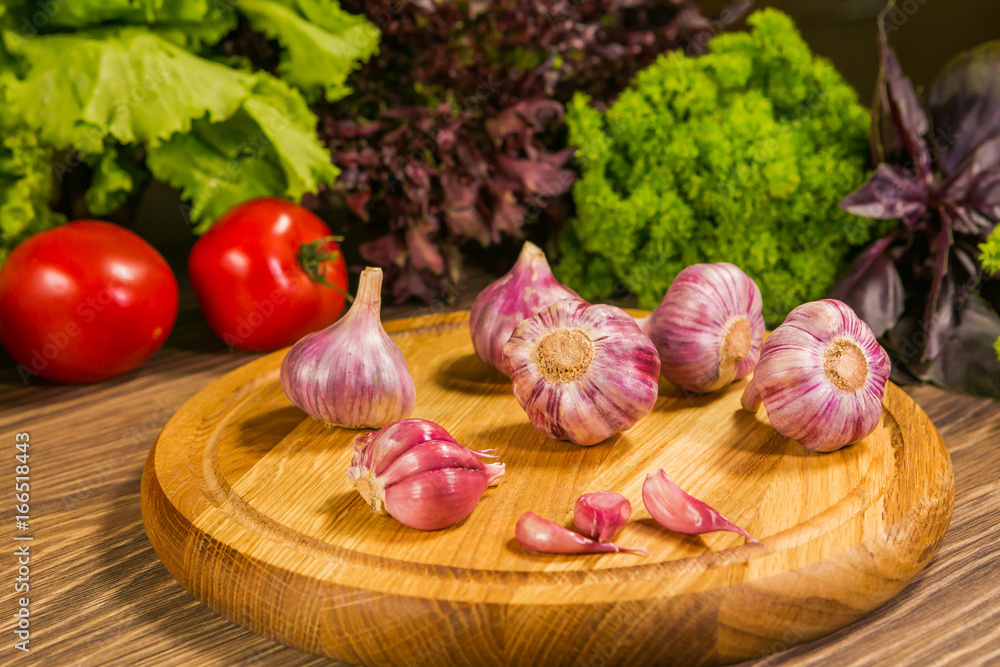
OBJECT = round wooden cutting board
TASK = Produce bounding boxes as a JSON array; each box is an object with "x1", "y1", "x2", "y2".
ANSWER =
[{"x1": 141, "y1": 310, "x2": 954, "y2": 666}]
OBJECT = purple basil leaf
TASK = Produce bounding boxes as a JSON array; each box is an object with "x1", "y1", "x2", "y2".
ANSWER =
[
  {"x1": 838, "y1": 164, "x2": 928, "y2": 222},
  {"x1": 927, "y1": 42, "x2": 1000, "y2": 174},
  {"x1": 875, "y1": 5, "x2": 932, "y2": 178},
  {"x1": 939, "y1": 136, "x2": 1000, "y2": 225},
  {"x1": 828, "y1": 235, "x2": 905, "y2": 338},
  {"x1": 891, "y1": 296, "x2": 1000, "y2": 398},
  {"x1": 922, "y1": 221, "x2": 955, "y2": 362}
]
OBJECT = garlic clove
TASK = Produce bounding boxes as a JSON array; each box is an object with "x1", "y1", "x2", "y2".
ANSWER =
[
  {"x1": 643, "y1": 262, "x2": 765, "y2": 394},
  {"x1": 384, "y1": 469, "x2": 492, "y2": 531},
  {"x1": 469, "y1": 241, "x2": 581, "y2": 376},
  {"x1": 642, "y1": 469, "x2": 758, "y2": 543},
  {"x1": 378, "y1": 439, "x2": 504, "y2": 487},
  {"x1": 515, "y1": 512, "x2": 648, "y2": 555},
  {"x1": 503, "y1": 298, "x2": 660, "y2": 446},
  {"x1": 740, "y1": 299, "x2": 891, "y2": 452},
  {"x1": 574, "y1": 492, "x2": 632, "y2": 542},
  {"x1": 281, "y1": 267, "x2": 416, "y2": 428},
  {"x1": 351, "y1": 418, "x2": 459, "y2": 475},
  {"x1": 347, "y1": 418, "x2": 505, "y2": 531}
]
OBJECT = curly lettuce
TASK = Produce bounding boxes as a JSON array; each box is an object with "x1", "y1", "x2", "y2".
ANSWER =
[
  {"x1": 558, "y1": 9, "x2": 875, "y2": 324},
  {"x1": 0, "y1": 0, "x2": 376, "y2": 257},
  {"x1": 0, "y1": 123, "x2": 63, "y2": 262},
  {"x1": 147, "y1": 76, "x2": 338, "y2": 229}
]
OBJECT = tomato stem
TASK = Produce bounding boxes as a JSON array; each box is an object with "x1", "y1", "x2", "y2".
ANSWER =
[{"x1": 298, "y1": 237, "x2": 354, "y2": 302}]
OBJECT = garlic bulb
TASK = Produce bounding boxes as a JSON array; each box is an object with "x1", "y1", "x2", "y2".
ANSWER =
[
  {"x1": 515, "y1": 512, "x2": 647, "y2": 555},
  {"x1": 503, "y1": 299, "x2": 660, "y2": 446},
  {"x1": 741, "y1": 299, "x2": 891, "y2": 452},
  {"x1": 573, "y1": 492, "x2": 632, "y2": 542},
  {"x1": 643, "y1": 469, "x2": 758, "y2": 543},
  {"x1": 280, "y1": 267, "x2": 416, "y2": 428},
  {"x1": 347, "y1": 419, "x2": 505, "y2": 531},
  {"x1": 469, "y1": 241, "x2": 580, "y2": 375},
  {"x1": 641, "y1": 262, "x2": 764, "y2": 393}
]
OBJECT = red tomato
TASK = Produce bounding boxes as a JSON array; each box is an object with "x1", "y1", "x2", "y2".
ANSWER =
[
  {"x1": 188, "y1": 198, "x2": 349, "y2": 351},
  {"x1": 0, "y1": 221, "x2": 179, "y2": 383}
]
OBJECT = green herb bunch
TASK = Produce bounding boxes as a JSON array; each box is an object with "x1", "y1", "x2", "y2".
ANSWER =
[
  {"x1": 557, "y1": 9, "x2": 876, "y2": 324},
  {"x1": 981, "y1": 231, "x2": 1000, "y2": 359},
  {"x1": 0, "y1": 0, "x2": 378, "y2": 260}
]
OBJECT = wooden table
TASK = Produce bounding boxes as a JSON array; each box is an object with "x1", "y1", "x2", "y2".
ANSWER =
[{"x1": 3, "y1": 281, "x2": 998, "y2": 666}]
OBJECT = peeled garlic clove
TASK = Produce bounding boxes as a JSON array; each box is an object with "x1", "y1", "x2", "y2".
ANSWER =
[
  {"x1": 642, "y1": 469, "x2": 758, "y2": 543},
  {"x1": 503, "y1": 299, "x2": 660, "y2": 446},
  {"x1": 574, "y1": 492, "x2": 632, "y2": 542},
  {"x1": 281, "y1": 267, "x2": 416, "y2": 428},
  {"x1": 741, "y1": 299, "x2": 891, "y2": 452},
  {"x1": 515, "y1": 512, "x2": 648, "y2": 555},
  {"x1": 643, "y1": 262, "x2": 765, "y2": 393},
  {"x1": 347, "y1": 419, "x2": 505, "y2": 531},
  {"x1": 469, "y1": 241, "x2": 581, "y2": 375}
]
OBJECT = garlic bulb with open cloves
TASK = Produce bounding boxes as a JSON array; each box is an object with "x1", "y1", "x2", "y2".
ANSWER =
[
  {"x1": 574, "y1": 492, "x2": 632, "y2": 542},
  {"x1": 741, "y1": 299, "x2": 891, "y2": 452},
  {"x1": 641, "y1": 263, "x2": 764, "y2": 394},
  {"x1": 503, "y1": 299, "x2": 660, "y2": 446},
  {"x1": 280, "y1": 267, "x2": 416, "y2": 428},
  {"x1": 347, "y1": 419, "x2": 505, "y2": 530},
  {"x1": 469, "y1": 241, "x2": 580, "y2": 375},
  {"x1": 515, "y1": 512, "x2": 648, "y2": 555}
]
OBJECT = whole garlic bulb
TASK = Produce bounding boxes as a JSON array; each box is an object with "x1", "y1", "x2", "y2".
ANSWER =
[
  {"x1": 503, "y1": 298, "x2": 660, "y2": 446},
  {"x1": 741, "y1": 299, "x2": 891, "y2": 452},
  {"x1": 642, "y1": 262, "x2": 764, "y2": 393},
  {"x1": 280, "y1": 267, "x2": 416, "y2": 428},
  {"x1": 347, "y1": 419, "x2": 505, "y2": 530},
  {"x1": 469, "y1": 241, "x2": 580, "y2": 375}
]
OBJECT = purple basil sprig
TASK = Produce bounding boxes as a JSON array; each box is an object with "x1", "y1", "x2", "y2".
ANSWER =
[{"x1": 832, "y1": 1, "x2": 1000, "y2": 396}]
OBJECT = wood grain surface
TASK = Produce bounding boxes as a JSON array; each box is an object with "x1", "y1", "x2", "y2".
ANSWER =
[
  {"x1": 141, "y1": 310, "x2": 951, "y2": 666},
  {"x1": 1, "y1": 284, "x2": 998, "y2": 667}
]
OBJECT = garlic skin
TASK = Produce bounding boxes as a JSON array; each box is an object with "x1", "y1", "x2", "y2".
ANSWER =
[
  {"x1": 642, "y1": 263, "x2": 764, "y2": 393},
  {"x1": 574, "y1": 492, "x2": 632, "y2": 542},
  {"x1": 503, "y1": 299, "x2": 660, "y2": 446},
  {"x1": 347, "y1": 419, "x2": 505, "y2": 531},
  {"x1": 515, "y1": 512, "x2": 648, "y2": 555},
  {"x1": 469, "y1": 241, "x2": 580, "y2": 375},
  {"x1": 281, "y1": 267, "x2": 416, "y2": 428},
  {"x1": 643, "y1": 469, "x2": 758, "y2": 543},
  {"x1": 741, "y1": 299, "x2": 891, "y2": 452}
]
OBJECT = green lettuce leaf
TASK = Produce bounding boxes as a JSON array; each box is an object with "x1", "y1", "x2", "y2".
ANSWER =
[
  {"x1": 84, "y1": 145, "x2": 147, "y2": 216},
  {"x1": 147, "y1": 74, "x2": 338, "y2": 230},
  {"x1": 1, "y1": 26, "x2": 255, "y2": 150},
  {"x1": 0, "y1": 123, "x2": 63, "y2": 262},
  {"x1": 236, "y1": 0, "x2": 378, "y2": 102},
  {"x1": 9, "y1": 0, "x2": 237, "y2": 47}
]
